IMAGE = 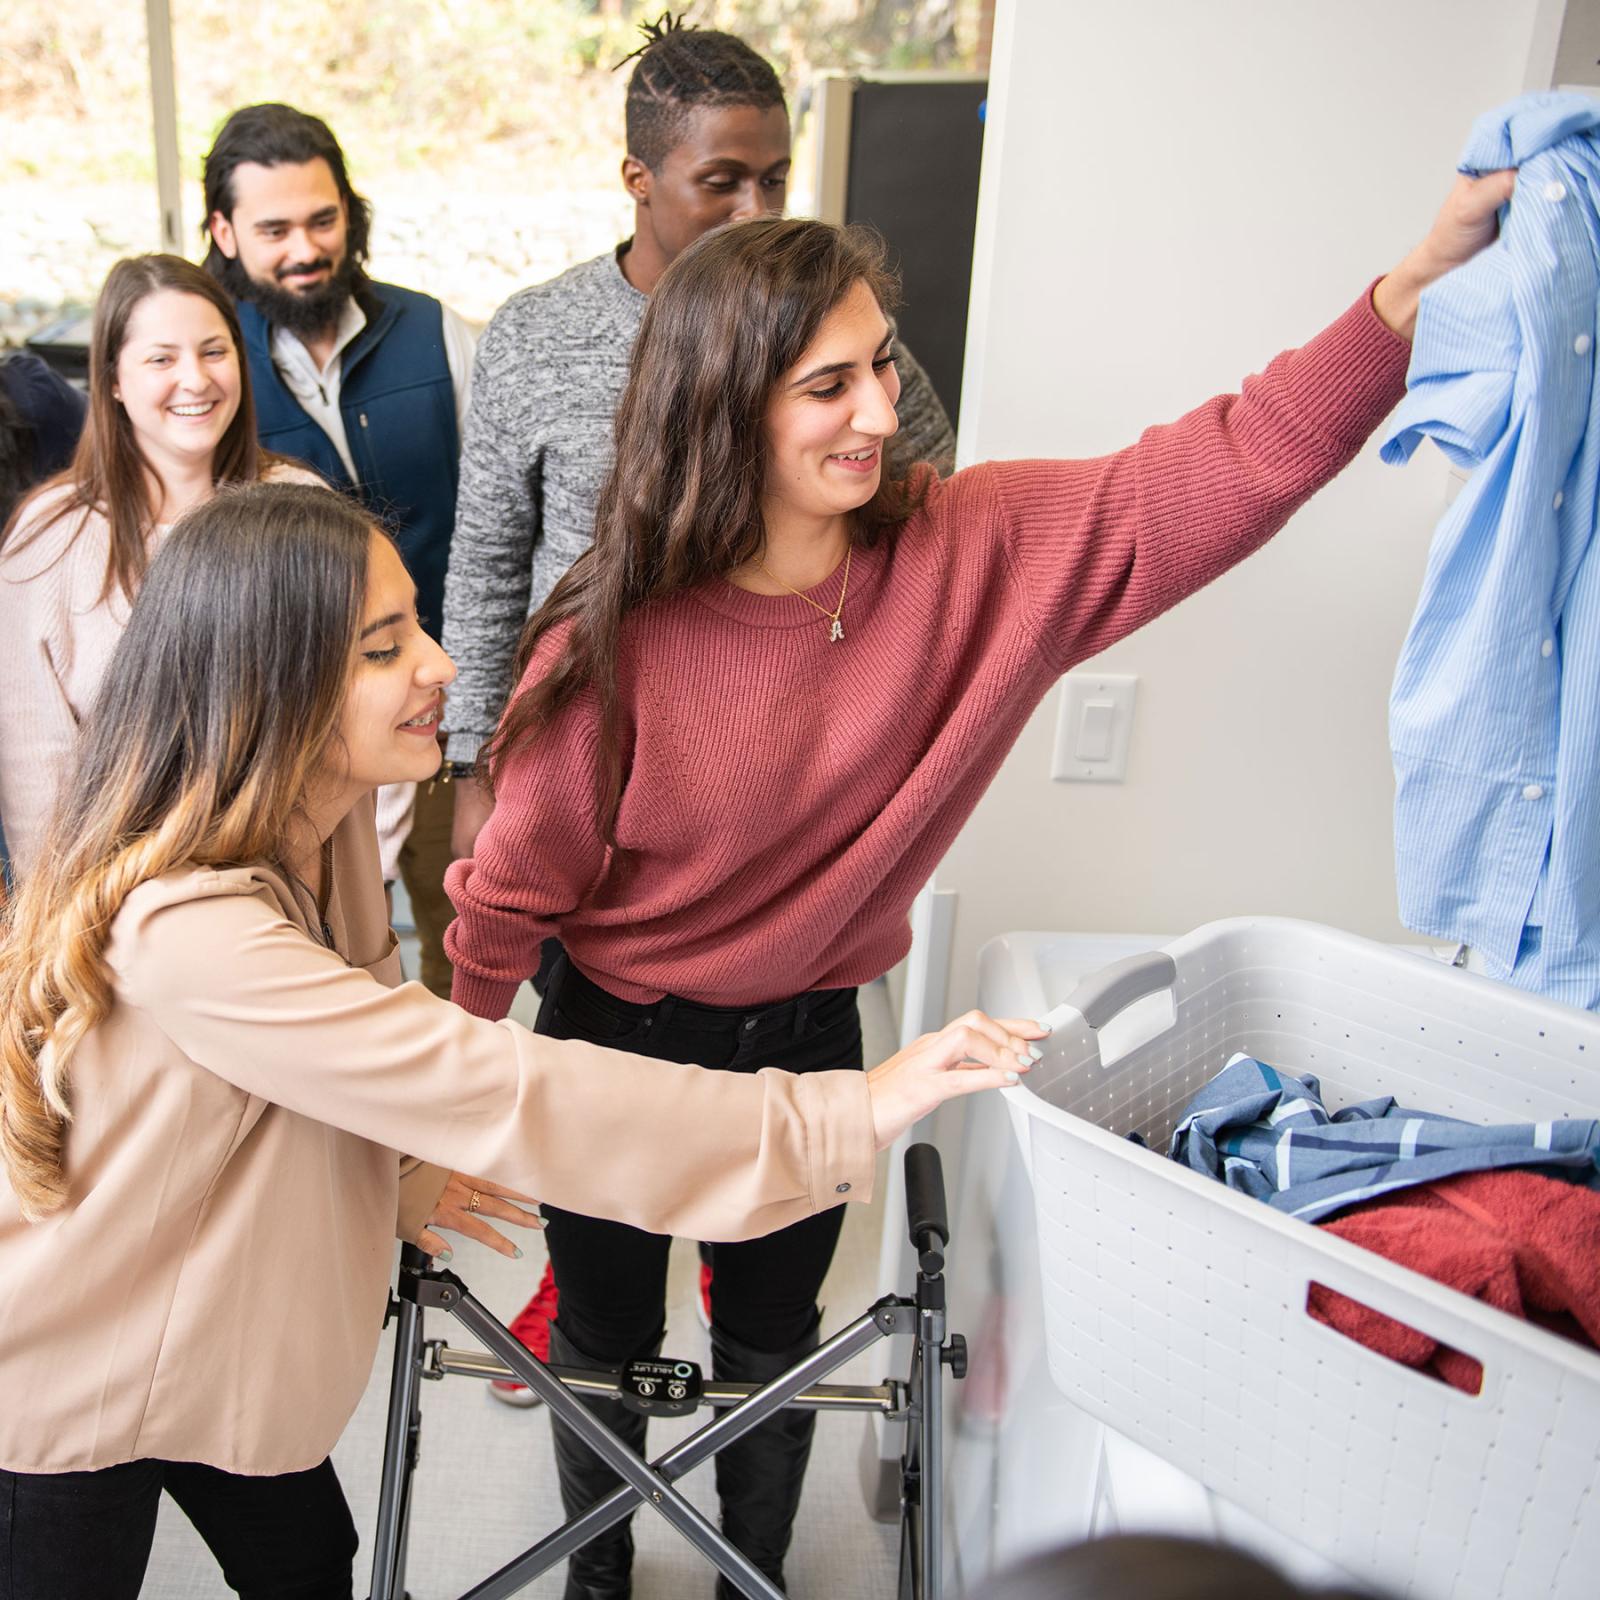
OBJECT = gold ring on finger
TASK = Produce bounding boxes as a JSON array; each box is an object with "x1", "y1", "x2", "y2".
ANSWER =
[{"x1": 468, "y1": 1189, "x2": 482, "y2": 1213}]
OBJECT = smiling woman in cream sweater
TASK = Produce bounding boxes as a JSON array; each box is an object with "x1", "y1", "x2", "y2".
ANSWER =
[{"x1": 0, "y1": 254, "x2": 323, "y2": 882}]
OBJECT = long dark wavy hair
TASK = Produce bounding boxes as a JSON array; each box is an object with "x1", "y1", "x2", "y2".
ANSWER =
[
  {"x1": 481, "y1": 216, "x2": 922, "y2": 844},
  {"x1": 0, "y1": 255, "x2": 269, "y2": 604}
]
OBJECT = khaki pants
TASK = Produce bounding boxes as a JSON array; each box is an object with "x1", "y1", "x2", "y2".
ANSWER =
[{"x1": 397, "y1": 777, "x2": 455, "y2": 999}]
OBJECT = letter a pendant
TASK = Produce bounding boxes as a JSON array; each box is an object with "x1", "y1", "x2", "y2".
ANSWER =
[{"x1": 829, "y1": 617, "x2": 844, "y2": 642}]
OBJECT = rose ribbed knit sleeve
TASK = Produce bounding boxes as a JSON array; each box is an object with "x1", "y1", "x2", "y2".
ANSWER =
[
  {"x1": 445, "y1": 659, "x2": 614, "y2": 1019},
  {"x1": 988, "y1": 286, "x2": 1411, "y2": 671}
]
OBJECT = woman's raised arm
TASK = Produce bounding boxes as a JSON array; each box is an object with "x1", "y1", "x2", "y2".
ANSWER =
[{"x1": 980, "y1": 168, "x2": 1517, "y2": 678}]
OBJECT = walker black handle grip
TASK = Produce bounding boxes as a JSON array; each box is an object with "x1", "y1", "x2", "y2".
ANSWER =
[{"x1": 904, "y1": 1143, "x2": 949, "y2": 1262}]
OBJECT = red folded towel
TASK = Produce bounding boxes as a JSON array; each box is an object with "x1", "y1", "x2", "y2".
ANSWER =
[{"x1": 1308, "y1": 1169, "x2": 1600, "y2": 1394}]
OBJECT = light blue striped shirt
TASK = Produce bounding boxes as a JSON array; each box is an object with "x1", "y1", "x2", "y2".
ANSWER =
[{"x1": 1381, "y1": 93, "x2": 1600, "y2": 1011}]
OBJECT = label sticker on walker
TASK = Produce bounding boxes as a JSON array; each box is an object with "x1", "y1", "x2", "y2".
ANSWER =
[{"x1": 622, "y1": 1356, "x2": 702, "y2": 1416}]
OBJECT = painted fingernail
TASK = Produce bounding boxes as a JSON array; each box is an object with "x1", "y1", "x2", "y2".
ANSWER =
[
  {"x1": 513, "y1": 1246, "x2": 525, "y2": 1260},
  {"x1": 436, "y1": 1248, "x2": 453, "y2": 1264},
  {"x1": 1013, "y1": 1051, "x2": 1032, "y2": 1070},
  {"x1": 1027, "y1": 1045, "x2": 1044, "y2": 1062},
  {"x1": 1003, "y1": 1070, "x2": 1020, "y2": 1085}
]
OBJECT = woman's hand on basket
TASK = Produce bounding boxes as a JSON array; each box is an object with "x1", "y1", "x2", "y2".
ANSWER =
[
  {"x1": 866, "y1": 1010, "x2": 1046, "y2": 1149},
  {"x1": 418, "y1": 1172, "x2": 543, "y2": 1264}
]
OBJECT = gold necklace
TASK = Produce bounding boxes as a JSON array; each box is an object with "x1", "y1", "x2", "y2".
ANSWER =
[{"x1": 758, "y1": 544, "x2": 852, "y2": 642}]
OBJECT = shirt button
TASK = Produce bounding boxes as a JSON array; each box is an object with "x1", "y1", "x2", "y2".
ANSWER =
[
  {"x1": 1542, "y1": 639, "x2": 1555, "y2": 658},
  {"x1": 1523, "y1": 784, "x2": 1545, "y2": 801},
  {"x1": 1545, "y1": 180, "x2": 1568, "y2": 203},
  {"x1": 835, "y1": 1182, "x2": 852, "y2": 1194},
  {"x1": 1555, "y1": 491, "x2": 1565, "y2": 510},
  {"x1": 1576, "y1": 335, "x2": 1592, "y2": 356},
  {"x1": 742, "y1": 1018, "x2": 757, "y2": 1032}
]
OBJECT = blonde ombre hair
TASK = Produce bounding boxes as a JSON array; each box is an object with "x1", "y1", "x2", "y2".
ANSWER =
[{"x1": 0, "y1": 481, "x2": 377, "y2": 1219}]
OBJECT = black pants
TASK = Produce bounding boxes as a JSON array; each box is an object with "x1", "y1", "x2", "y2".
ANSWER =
[
  {"x1": 0, "y1": 1456, "x2": 357, "y2": 1600},
  {"x1": 536, "y1": 955, "x2": 864, "y2": 1362}
]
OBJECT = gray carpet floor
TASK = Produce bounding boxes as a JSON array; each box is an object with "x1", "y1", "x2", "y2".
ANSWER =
[{"x1": 144, "y1": 970, "x2": 904, "y2": 1599}]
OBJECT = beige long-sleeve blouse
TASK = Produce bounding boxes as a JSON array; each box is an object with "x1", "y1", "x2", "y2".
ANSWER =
[{"x1": 0, "y1": 799, "x2": 876, "y2": 1475}]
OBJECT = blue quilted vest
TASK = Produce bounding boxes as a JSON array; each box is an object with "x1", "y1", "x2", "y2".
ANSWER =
[{"x1": 237, "y1": 283, "x2": 458, "y2": 640}]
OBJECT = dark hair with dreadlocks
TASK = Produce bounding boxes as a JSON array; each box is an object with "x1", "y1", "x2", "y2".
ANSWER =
[{"x1": 619, "y1": 12, "x2": 786, "y2": 172}]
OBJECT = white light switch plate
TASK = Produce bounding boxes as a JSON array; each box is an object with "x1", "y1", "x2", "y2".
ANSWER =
[{"x1": 1052, "y1": 673, "x2": 1138, "y2": 782}]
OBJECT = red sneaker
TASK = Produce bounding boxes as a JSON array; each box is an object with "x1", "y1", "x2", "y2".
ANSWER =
[
  {"x1": 697, "y1": 1260, "x2": 714, "y2": 1332},
  {"x1": 489, "y1": 1260, "x2": 559, "y2": 1408}
]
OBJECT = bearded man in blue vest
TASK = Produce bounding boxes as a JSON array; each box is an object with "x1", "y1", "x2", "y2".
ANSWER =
[{"x1": 202, "y1": 102, "x2": 475, "y2": 999}]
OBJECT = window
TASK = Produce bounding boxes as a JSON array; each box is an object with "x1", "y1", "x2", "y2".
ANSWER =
[{"x1": 2, "y1": 1, "x2": 988, "y2": 335}]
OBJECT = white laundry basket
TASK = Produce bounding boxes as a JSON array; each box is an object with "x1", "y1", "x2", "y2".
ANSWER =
[{"x1": 1000, "y1": 917, "x2": 1600, "y2": 1600}]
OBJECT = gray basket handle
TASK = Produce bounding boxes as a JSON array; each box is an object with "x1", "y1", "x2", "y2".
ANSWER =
[{"x1": 1061, "y1": 951, "x2": 1177, "y2": 1031}]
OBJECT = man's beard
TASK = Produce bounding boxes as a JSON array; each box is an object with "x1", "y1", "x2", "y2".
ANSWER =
[{"x1": 221, "y1": 251, "x2": 363, "y2": 340}]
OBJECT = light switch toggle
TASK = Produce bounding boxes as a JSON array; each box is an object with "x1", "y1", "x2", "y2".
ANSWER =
[
  {"x1": 1078, "y1": 699, "x2": 1116, "y2": 760},
  {"x1": 1053, "y1": 674, "x2": 1138, "y2": 782}
]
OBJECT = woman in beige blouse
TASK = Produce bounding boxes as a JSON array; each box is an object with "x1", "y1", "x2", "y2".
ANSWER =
[{"x1": 0, "y1": 481, "x2": 1040, "y2": 1598}]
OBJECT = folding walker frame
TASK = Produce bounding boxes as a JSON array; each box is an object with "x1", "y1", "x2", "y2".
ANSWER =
[{"x1": 367, "y1": 1143, "x2": 967, "y2": 1600}]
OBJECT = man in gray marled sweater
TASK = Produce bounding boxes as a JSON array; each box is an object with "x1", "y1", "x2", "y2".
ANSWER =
[{"x1": 440, "y1": 27, "x2": 955, "y2": 830}]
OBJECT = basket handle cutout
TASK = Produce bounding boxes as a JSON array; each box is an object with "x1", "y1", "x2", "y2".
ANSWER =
[
  {"x1": 1060, "y1": 951, "x2": 1178, "y2": 1069},
  {"x1": 1066, "y1": 951, "x2": 1177, "y2": 1029},
  {"x1": 1305, "y1": 1280, "x2": 1485, "y2": 1397}
]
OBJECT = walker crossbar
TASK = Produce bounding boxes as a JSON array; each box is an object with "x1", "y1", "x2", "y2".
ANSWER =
[
  {"x1": 422, "y1": 1341, "x2": 909, "y2": 1415},
  {"x1": 368, "y1": 1142, "x2": 959, "y2": 1600}
]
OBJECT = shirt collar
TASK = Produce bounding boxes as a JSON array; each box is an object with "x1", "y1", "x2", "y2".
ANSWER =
[{"x1": 609, "y1": 241, "x2": 649, "y2": 309}]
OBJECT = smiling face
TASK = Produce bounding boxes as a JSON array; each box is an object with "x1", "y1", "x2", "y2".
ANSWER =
[
  {"x1": 759, "y1": 279, "x2": 902, "y2": 534},
  {"x1": 111, "y1": 289, "x2": 242, "y2": 482},
  {"x1": 332, "y1": 534, "x2": 456, "y2": 795},
  {"x1": 208, "y1": 157, "x2": 356, "y2": 335},
  {"x1": 624, "y1": 102, "x2": 791, "y2": 288}
]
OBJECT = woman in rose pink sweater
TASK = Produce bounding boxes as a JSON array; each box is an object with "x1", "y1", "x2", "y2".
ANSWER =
[{"x1": 446, "y1": 180, "x2": 1512, "y2": 1599}]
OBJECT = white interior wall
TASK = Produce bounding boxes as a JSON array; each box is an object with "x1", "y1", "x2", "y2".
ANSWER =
[{"x1": 930, "y1": 0, "x2": 1547, "y2": 1017}]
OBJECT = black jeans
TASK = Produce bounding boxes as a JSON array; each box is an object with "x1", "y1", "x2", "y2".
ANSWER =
[
  {"x1": 536, "y1": 954, "x2": 864, "y2": 1362},
  {"x1": 0, "y1": 1456, "x2": 357, "y2": 1600}
]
